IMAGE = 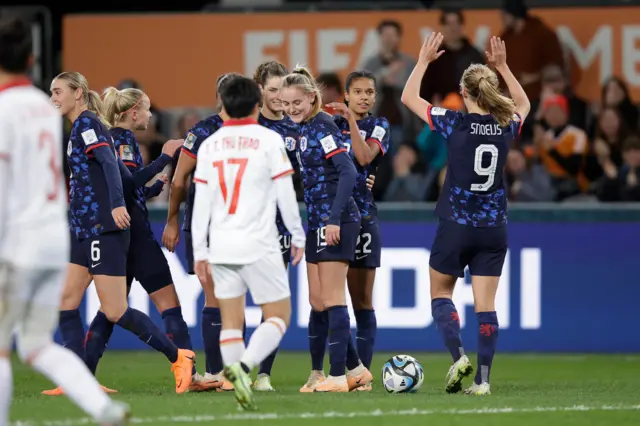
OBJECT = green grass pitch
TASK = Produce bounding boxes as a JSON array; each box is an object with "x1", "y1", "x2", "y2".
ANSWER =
[{"x1": 10, "y1": 351, "x2": 640, "y2": 425}]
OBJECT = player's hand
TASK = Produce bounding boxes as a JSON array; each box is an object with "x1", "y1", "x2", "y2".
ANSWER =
[
  {"x1": 486, "y1": 36, "x2": 507, "y2": 70},
  {"x1": 157, "y1": 173, "x2": 169, "y2": 185},
  {"x1": 112, "y1": 206, "x2": 130, "y2": 229},
  {"x1": 194, "y1": 260, "x2": 212, "y2": 286},
  {"x1": 163, "y1": 220, "x2": 180, "y2": 252},
  {"x1": 325, "y1": 224, "x2": 340, "y2": 246},
  {"x1": 326, "y1": 102, "x2": 350, "y2": 119},
  {"x1": 366, "y1": 174, "x2": 376, "y2": 191},
  {"x1": 290, "y1": 245, "x2": 304, "y2": 266},
  {"x1": 419, "y1": 32, "x2": 444, "y2": 65},
  {"x1": 162, "y1": 139, "x2": 184, "y2": 157}
]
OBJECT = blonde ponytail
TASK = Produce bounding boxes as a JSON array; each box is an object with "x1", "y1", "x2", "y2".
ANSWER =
[
  {"x1": 53, "y1": 71, "x2": 110, "y2": 126},
  {"x1": 101, "y1": 86, "x2": 145, "y2": 127},
  {"x1": 282, "y1": 65, "x2": 323, "y2": 118},
  {"x1": 460, "y1": 64, "x2": 515, "y2": 128}
]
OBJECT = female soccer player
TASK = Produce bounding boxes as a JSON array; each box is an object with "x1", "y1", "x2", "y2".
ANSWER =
[
  {"x1": 401, "y1": 34, "x2": 530, "y2": 395},
  {"x1": 162, "y1": 72, "x2": 241, "y2": 392},
  {"x1": 44, "y1": 71, "x2": 195, "y2": 395},
  {"x1": 75, "y1": 85, "x2": 217, "y2": 390},
  {"x1": 327, "y1": 70, "x2": 391, "y2": 391},
  {"x1": 250, "y1": 60, "x2": 299, "y2": 392},
  {"x1": 280, "y1": 67, "x2": 361, "y2": 393}
]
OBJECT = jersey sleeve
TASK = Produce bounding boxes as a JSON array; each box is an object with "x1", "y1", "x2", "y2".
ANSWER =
[
  {"x1": 181, "y1": 125, "x2": 211, "y2": 159},
  {"x1": 317, "y1": 121, "x2": 348, "y2": 159},
  {"x1": 425, "y1": 105, "x2": 463, "y2": 140},
  {"x1": 192, "y1": 144, "x2": 213, "y2": 186},
  {"x1": 79, "y1": 118, "x2": 112, "y2": 156},
  {"x1": 510, "y1": 113, "x2": 524, "y2": 137},
  {"x1": 367, "y1": 117, "x2": 391, "y2": 156},
  {"x1": 269, "y1": 135, "x2": 295, "y2": 180},
  {"x1": 112, "y1": 133, "x2": 137, "y2": 168}
]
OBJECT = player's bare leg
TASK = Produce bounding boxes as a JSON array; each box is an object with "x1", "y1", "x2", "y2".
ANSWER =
[
  {"x1": 192, "y1": 272, "x2": 232, "y2": 392},
  {"x1": 1, "y1": 265, "x2": 129, "y2": 425},
  {"x1": 346, "y1": 267, "x2": 375, "y2": 392},
  {"x1": 300, "y1": 262, "x2": 327, "y2": 392},
  {"x1": 95, "y1": 275, "x2": 194, "y2": 393},
  {"x1": 464, "y1": 275, "x2": 499, "y2": 396},
  {"x1": 43, "y1": 266, "x2": 117, "y2": 395},
  {"x1": 314, "y1": 261, "x2": 350, "y2": 393},
  {"x1": 430, "y1": 267, "x2": 473, "y2": 393}
]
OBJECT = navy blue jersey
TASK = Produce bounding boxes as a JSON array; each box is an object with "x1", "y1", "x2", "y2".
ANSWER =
[
  {"x1": 180, "y1": 114, "x2": 224, "y2": 231},
  {"x1": 295, "y1": 112, "x2": 360, "y2": 230},
  {"x1": 427, "y1": 106, "x2": 522, "y2": 227},
  {"x1": 67, "y1": 110, "x2": 125, "y2": 240},
  {"x1": 111, "y1": 127, "x2": 171, "y2": 233},
  {"x1": 334, "y1": 115, "x2": 390, "y2": 222},
  {"x1": 259, "y1": 113, "x2": 299, "y2": 236}
]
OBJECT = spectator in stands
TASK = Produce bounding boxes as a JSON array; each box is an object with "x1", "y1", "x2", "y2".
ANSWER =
[
  {"x1": 360, "y1": 20, "x2": 418, "y2": 151},
  {"x1": 599, "y1": 77, "x2": 639, "y2": 132},
  {"x1": 596, "y1": 135, "x2": 640, "y2": 202},
  {"x1": 522, "y1": 65, "x2": 589, "y2": 143},
  {"x1": 594, "y1": 107, "x2": 630, "y2": 170},
  {"x1": 420, "y1": 8, "x2": 484, "y2": 105},
  {"x1": 533, "y1": 94, "x2": 591, "y2": 201},
  {"x1": 505, "y1": 148, "x2": 555, "y2": 202},
  {"x1": 499, "y1": 0, "x2": 564, "y2": 99},
  {"x1": 175, "y1": 109, "x2": 201, "y2": 139},
  {"x1": 383, "y1": 143, "x2": 430, "y2": 202},
  {"x1": 317, "y1": 72, "x2": 343, "y2": 115}
]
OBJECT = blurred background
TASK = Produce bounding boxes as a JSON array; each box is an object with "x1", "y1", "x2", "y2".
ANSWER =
[{"x1": 6, "y1": 0, "x2": 640, "y2": 352}]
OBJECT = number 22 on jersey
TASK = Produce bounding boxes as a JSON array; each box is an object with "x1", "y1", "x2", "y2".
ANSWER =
[{"x1": 213, "y1": 158, "x2": 248, "y2": 214}]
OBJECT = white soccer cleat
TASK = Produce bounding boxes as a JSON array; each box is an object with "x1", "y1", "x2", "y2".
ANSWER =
[
  {"x1": 253, "y1": 373, "x2": 275, "y2": 391},
  {"x1": 445, "y1": 355, "x2": 473, "y2": 394},
  {"x1": 299, "y1": 370, "x2": 325, "y2": 393},
  {"x1": 464, "y1": 381, "x2": 491, "y2": 396},
  {"x1": 97, "y1": 400, "x2": 130, "y2": 425}
]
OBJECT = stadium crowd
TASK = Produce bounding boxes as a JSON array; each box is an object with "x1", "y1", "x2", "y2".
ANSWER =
[{"x1": 67, "y1": 0, "x2": 640, "y2": 204}]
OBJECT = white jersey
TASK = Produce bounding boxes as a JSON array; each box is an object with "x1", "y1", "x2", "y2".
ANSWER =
[
  {"x1": 191, "y1": 119, "x2": 304, "y2": 265},
  {"x1": 0, "y1": 80, "x2": 69, "y2": 268}
]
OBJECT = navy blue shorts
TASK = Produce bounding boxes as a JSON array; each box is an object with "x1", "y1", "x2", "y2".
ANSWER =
[
  {"x1": 70, "y1": 231, "x2": 130, "y2": 277},
  {"x1": 349, "y1": 220, "x2": 381, "y2": 269},
  {"x1": 183, "y1": 230, "x2": 195, "y2": 275},
  {"x1": 429, "y1": 219, "x2": 507, "y2": 278},
  {"x1": 279, "y1": 233, "x2": 292, "y2": 266},
  {"x1": 127, "y1": 226, "x2": 173, "y2": 294},
  {"x1": 305, "y1": 221, "x2": 360, "y2": 263}
]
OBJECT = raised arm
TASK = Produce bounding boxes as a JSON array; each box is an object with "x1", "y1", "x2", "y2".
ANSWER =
[
  {"x1": 400, "y1": 32, "x2": 445, "y2": 123},
  {"x1": 487, "y1": 36, "x2": 531, "y2": 121}
]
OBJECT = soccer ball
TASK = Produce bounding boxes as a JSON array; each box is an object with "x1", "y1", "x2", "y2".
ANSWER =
[{"x1": 381, "y1": 354, "x2": 425, "y2": 393}]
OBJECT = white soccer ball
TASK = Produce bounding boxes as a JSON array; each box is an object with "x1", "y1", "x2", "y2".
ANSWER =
[{"x1": 381, "y1": 354, "x2": 425, "y2": 393}]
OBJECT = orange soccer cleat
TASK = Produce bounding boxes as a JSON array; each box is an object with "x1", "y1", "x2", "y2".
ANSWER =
[{"x1": 171, "y1": 349, "x2": 195, "y2": 394}]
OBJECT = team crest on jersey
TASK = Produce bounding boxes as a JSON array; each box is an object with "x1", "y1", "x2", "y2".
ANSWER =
[
  {"x1": 285, "y1": 136, "x2": 296, "y2": 151},
  {"x1": 299, "y1": 136, "x2": 308, "y2": 152},
  {"x1": 184, "y1": 132, "x2": 196, "y2": 149},
  {"x1": 119, "y1": 145, "x2": 134, "y2": 161}
]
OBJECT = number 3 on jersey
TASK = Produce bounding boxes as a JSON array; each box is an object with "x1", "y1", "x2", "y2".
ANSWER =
[
  {"x1": 471, "y1": 144, "x2": 498, "y2": 192},
  {"x1": 213, "y1": 158, "x2": 248, "y2": 214}
]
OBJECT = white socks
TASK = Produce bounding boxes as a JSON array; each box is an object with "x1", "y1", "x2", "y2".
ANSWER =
[
  {"x1": 219, "y1": 329, "x2": 245, "y2": 366},
  {"x1": 0, "y1": 358, "x2": 12, "y2": 426},
  {"x1": 31, "y1": 344, "x2": 111, "y2": 420},
  {"x1": 241, "y1": 317, "x2": 287, "y2": 370}
]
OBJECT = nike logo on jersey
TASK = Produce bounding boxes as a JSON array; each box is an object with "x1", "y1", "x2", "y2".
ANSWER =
[
  {"x1": 316, "y1": 248, "x2": 326, "y2": 253},
  {"x1": 91, "y1": 262, "x2": 101, "y2": 268},
  {"x1": 356, "y1": 255, "x2": 368, "y2": 260}
]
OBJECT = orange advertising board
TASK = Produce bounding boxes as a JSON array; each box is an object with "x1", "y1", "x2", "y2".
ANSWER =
[{"x1": 63, "y1": 7, "x2": 640, "y2": 108}]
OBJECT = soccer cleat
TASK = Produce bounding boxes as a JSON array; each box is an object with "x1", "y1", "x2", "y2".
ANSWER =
[
  {"x1": 464, "y1": 382, "x2": 491, "y2": 396},
  {"x1": 42, "y1": 384, "x2": 118, "y2": 396},
  {"x1": 445, "y1": 355, "x2": 473, "y2": 394},
  {"x1": 171, "y1": 349, "x2": 195, "y2": 394},
  {"x1": 313, "y1": 376, "x2": 349, "y2": 393},
  {"x1": 97, "y1": 400, "x2": 130, "y2": 425},
  {"x1": 188, "y1": 372, "x2": 222, "y2": 392},
  {"x1": 353, "y1": 383, "x2": 372, "y2": 392},
  {"x1": 346, "y1": 367, "x2": 373, "y2": 391},
  {"x1": 299, "y1": 370, "x2": 325, "y2": 393},
  {"x1": 253, "y1": 373, "x2": 275, "y2": 392},
  {"x1": 205, "y1": 371, "x2": 235, "y2": 392},
  {"x1": 224, "y1": 363, "x2": 256, "y2": 411}
]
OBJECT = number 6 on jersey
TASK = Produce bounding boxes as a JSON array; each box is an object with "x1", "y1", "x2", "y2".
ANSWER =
[{"x1": 213, "y1": 158, "x2": 248, "y2": 214}]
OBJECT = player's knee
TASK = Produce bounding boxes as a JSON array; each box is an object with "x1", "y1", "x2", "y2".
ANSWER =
[
  {"x1": 308, "y1": 294, "x2": 324, "y2": 312},
  {"x1": 101, "y1": 305, "x2": 128, "y2": 323},
  {"x1": 16, "y1": 331, "x2": 52, "y2": 364},
  {"x1": 264, "y1": 316, "x2": 289, "y2": 334},
  {"x1": 150, "y1": 286, "x2": 180, "y2": 312}
]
